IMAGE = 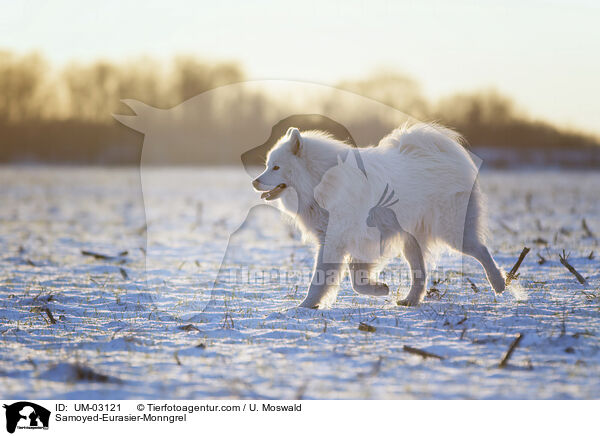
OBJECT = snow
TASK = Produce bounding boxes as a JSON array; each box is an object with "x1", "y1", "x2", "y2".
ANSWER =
[{"x1": 0, "y1": 166, "x2": 598, "y2": 399}]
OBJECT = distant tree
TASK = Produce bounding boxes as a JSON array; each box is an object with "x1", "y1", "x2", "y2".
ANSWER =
[
  {"x1": 435, "y1": 89, "x2": 516, "y2": 128},
  {"x1": 172, "y1": 56, "x2": 244, "y2": 102},
  {"x1": 116, "y1": 57, "x2": 169, "y2": 109},
  {"x1": 433, "y1": 89, "x2": 598, "y2": 151},
  {"x1": 62, "y1": 61, "x2": 123, "y2": 122},
  {"x1": 0, "y1": 51, "x2": 49, "y2": 121},
  {"x1": 338, "y1": 71, "x2": 429, "y2": 119}
]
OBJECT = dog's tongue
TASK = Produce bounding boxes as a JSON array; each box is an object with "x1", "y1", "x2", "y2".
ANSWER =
[{"x1": 261, "y1": 183, "x2": 286, "y2": 200}]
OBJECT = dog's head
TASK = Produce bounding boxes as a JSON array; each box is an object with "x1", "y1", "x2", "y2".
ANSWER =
[{"x1": 252, "y1": 127, "x2": 304, "y2": 201}]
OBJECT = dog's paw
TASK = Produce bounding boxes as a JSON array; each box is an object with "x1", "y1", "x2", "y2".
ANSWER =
[
  {"x1": 354, "y1": 283, "x2": 389, "y2": 296},
  {"x1": 494, "y1": 275, "x2": 507, "y2": 294},
  {"x1": 298, "y1": 300, "x2": 320, "y2": 309},
  {"x1": 397, "y1": 298, "x2": 420, "y2": 307},
  {"x1": 371, "y1": 283, "x2": 390, "y2": 296}
]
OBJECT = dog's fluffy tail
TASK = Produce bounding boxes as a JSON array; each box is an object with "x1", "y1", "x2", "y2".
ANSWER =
[
  {"x1": 378, "y1": 122, "x2": 469, "y2": 160},
  {"x1": 378, "y1": 122, "x2": 479, "y2": 182}
]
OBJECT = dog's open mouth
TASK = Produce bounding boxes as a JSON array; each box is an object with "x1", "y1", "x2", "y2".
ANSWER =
[{"x1": 260, "y1": 183, "x2": 287, "y2": 201}]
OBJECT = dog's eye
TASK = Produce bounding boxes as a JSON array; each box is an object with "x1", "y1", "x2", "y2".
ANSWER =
[{"x1": 273, "y1": 165, "x2": 280, "y2": 171}]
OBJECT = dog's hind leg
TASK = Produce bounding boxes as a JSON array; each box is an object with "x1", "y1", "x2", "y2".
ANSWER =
[
  {"x1": 462, "y1": 234, "x2": 505, "y2": 294},
  {"x1": 348, "y1": 260, "x2": 389, "y2": 296},
  {"x1": 460, "y1": 186, "x2": 506, "y2": 294},
  {"x1": 397, "y1": 232, "x2": 427, "y2": 307},
  {"x1": 299, "y1": 245, "x2": 345, "y2": 309}
]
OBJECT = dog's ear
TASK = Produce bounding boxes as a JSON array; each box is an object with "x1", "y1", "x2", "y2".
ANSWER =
[
  {"x1": 287, "y1": 127, "x2": 301, "y2": 155},
  {"x1": 344, "y1": 150, "x2": 359, "y2": 169}
]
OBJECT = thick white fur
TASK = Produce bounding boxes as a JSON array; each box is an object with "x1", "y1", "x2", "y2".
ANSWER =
[
  {"x1": 253, "y1": 123, "x2": 505, "y2": 308},
  {"x1": 315, "y1": 124, "x2": 480, "y2": 260}
]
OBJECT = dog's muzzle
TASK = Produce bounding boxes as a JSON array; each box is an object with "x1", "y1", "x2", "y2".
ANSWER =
[{"x1": 256, "y1": 183, "x2": 287, "y2": 201}]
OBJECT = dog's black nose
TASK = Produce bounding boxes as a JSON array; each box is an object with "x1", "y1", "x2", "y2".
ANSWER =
[{"x1": 252, "y1": 179, "x2": 260, "y2": 189}]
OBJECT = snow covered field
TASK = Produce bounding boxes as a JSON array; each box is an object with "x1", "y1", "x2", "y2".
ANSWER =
[{"x1": 0, "y1": 166, "x2": 598, "y2": 399}]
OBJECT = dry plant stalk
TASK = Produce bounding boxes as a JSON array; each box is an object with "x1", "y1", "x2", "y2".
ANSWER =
[
  {"x1": 506, "y1": 247, "x2": 531, "y2": 285},
  {"x1": 582, "y1": 218, "x2": 594, "y2": 238},
  {"x1": 403, "y1": 345, "x2": 444, "y2": 360},
  {"x1": 358, "y1": 322, "x2": 376, "y2": 333},
  {"x1": 558, "y1": 250, "x2": 588, "y2": 285},
  {"x1": 43, "y1": 307, "x2": 57, "y2": 324},
  {"x1": 537, "y1": 253, "x2": 547, "y2": 265},
  {"x1": 466, "y1": 277, "x2": 480, "y2": 293},
  {"x1": 499, "y1": 333, "x2": 524, "y2": 368}
]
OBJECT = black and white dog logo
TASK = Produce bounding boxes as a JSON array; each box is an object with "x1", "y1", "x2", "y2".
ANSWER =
[{"x1": 3, "y1": 402, "x2": 50, "y2": 434}]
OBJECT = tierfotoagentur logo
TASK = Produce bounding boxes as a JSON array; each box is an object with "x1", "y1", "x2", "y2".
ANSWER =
[{"x1": 3, "y1": 402, "x2": 50, "y2": 434}]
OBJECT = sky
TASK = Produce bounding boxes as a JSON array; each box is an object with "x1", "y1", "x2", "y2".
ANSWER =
[{"x1": 1, "y1": 0, "x2": 599, "y2": 134}]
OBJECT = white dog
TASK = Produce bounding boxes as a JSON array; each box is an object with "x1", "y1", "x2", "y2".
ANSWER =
[{"x1": 252, "y1": 123, "x2": 505, "y2": 308}]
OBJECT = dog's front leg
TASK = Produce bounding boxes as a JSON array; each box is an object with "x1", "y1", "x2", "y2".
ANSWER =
[
  {"x1": 397, "y1": 232, "x2": 427, "y2": 307},
  {"x1": 299, "y1": 245, "x2": 345, "y2": 309}
]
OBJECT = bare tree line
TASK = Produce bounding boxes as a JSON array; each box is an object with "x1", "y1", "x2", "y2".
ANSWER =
[
  {"x1": 0, "y1": 51, "x2": 244, "y2": 122},
  {"x1": 0, "y1": 50, "x2": 598, "y2": 165}
]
